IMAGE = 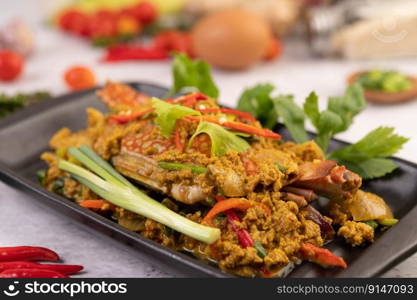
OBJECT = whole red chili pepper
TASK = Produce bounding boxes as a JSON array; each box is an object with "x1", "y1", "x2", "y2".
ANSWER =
[
  {"x1": 0, "y1": 261, "x2": 83, "y2": 275},
  {"x1": 103, "y1": 45, "x2": 169, "y2": 62},
  {"x1": 0, "y1": 246, "x2": 59, "y2": 262},
  {"x1": 0, "y1": 268, "x2": 68, "y2": 278}
]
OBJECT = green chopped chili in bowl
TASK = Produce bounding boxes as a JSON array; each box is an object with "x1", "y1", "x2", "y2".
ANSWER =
[
  {"x1": 349, "y1": 70, "x2": 417, "y2": 104},
  {"x1": 357, "y1": 70, "x2": 412, "y2": 93}
]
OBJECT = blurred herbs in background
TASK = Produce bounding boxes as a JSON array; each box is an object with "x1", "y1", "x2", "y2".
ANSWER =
[{"x1": 0, "y1": 91, "x2": 51, "y2": 118}]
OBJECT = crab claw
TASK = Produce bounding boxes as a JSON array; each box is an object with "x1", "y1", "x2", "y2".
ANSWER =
[
  {"x1": 293, "y1": 160, "x2": 361, "y2": 201},
  {"x1": 96, "y1": 81, "x2": 151, "y2": 112},
  {"x1": 300, "y1": 243, "x2": 347, "y2": 269}
]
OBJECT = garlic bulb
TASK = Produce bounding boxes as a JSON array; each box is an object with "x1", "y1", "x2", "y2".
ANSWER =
[{"x1": 0, "y1": 20, "x2": 34, "y2": 57}]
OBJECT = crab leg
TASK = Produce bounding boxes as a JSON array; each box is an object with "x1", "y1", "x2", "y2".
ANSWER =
[
  {"x1": 113, "y1": 150, "x2": 209, "y2": 205},
  {"x1": 110, "y1": 124, "x2": 212, "y2": 205},
  {"x1": 300, "y1": 243, "x2": 347, "y2": 269},
  {"x1": 282, "y1": 187, "x2": 318, "y2": 203},
  {"x1": 281, "y1": 192, "x2": 308, "y2": 208},
  {"x1": 293, "y1": 160, "x2": 361, "y2": 201},
  {"x1": 96, "y1": 81, "x2": 152, "y2": 112}
]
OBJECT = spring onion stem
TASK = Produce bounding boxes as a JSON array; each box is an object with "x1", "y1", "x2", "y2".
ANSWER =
[
  {"x1": 58, "y1": 146, "x2": 220, "y2": 244},
  {"x1": 79, "y1": 145, "x2": 135, "y2": 189}
]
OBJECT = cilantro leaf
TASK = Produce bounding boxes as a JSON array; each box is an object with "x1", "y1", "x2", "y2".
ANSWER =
[
  {"x1": 327, "y1": 83, "x2": 366, "y2": 133},
  {"x1": 188, "y1": 121, "x2": 250, "y2": 156},
  {"x1": 151, "y1": 98, "x2": 200, "y2": 137},
  {"x1": 329, "y1": 127, "x2": 408, "y2": 179},
  {"x1": 169, "y1": 53, "x2": 219, "y2": 98},
  {"x1": 315, "y1": 110, "x2": 344, "y2": 152},
  {"x1": 303, "y1": 92, "x2": 320, "y2": 128},
  {"x1": 236, "y1": 84, "x2": 277, "y2": 129},
  {"x1": 339, "y1": 158, "x2": 398, "y2": 180},
  {"x1": 329, "y1": 127, "x2": 409, "y2": 163},
  {"x1": 273, "y1": 95, "x2": 309, "y2": 143},
  {"x1": 303, "y1": 84, "x2": 366, "y2": 152}
]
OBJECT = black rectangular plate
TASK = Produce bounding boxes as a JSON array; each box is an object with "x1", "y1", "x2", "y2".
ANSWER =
[{"x1": 0, "y1": 82, "x2": 416, "y2": 278}]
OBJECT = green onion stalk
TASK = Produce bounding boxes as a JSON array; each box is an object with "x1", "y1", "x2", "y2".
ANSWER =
[{"x1": 58, "y1": 145, "x2": 220, "y2": 244}]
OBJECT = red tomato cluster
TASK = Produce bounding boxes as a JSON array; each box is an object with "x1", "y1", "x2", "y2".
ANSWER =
[
  {"x1": 152, "y1": 31, "x2": 194, "y2": 57},
  {"x1": 57, "y1": 1, "x2": 157, "y2": 45}
]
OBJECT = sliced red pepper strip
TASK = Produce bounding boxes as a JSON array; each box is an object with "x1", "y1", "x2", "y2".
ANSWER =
[
  {"x1": 165, "y1": 93, "x2": 208, "y2": 106},
  {"x1": 203, "y1": 198, "x2": 270, "y2": 225},
  {"x1": 226, "y1": 210, "x2": 254, "y2": 248},
  {"x1": 300, "y1": 243, "x2": 347, "y2": 269},
  {"x1": 215, "y1": 196, "x2": 254, "y2": 248},
  {"x1": 0, "y1": 261, "x2": 83, "y2": 275},
  {"x1": 79, "y1": 200, "x2": 106, "y2": 209},
  {"x1": 211, "y1": 196, "x2": 271, "y2": 277},
  {"x1": 108, "y1": 107, "x2": 154, "y2": 124},
  {"x1": 174, "y1": 124, "x2": 184, "y2": 152},
  {"x1": 186, "y1": 115, "x2": 281, "y2": 139},
  {"x1": 196, "y1": 107, "x2": 257, "y2": 122},
  {"x1": 0, "y1": 268, "x2": 68, "y2": 278}
]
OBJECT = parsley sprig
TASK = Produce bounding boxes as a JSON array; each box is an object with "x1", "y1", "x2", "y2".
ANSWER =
[
  {"x1": 167, "y1": 53, "x2": 219, "y2": 98},
  {"x1": 0, "y1": 91, "x2": 50, "y2": 119},
  {"x1": 237, "y1": 83, "x2": 408, "y2": 179},
  {"x1": 328, "y1": 127, "x2": 409, "y2": 179}
]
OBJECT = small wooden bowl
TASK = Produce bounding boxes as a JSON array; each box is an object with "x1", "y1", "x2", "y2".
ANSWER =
[{"x1": 348, "y1": 72, "x2": 417, "y2": 104}]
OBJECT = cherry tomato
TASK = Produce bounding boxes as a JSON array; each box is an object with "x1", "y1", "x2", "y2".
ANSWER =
[
  {"x1": 264, "y1": 38, "x2": 283, "y2": 61},
  {"x1": 116, "y1": 15, "x2": 142, "y2": 36},
  {"x1": 0, "y1": 50, "x2": 24, "y2": 82},
  {"x1": 126, "y1": 1, "x2": 158, "y2": 24},
  {"x1": 95, "y1": 9, "x2": 117, "y2": 20},
  {"x1": 64, "y1": 66, "x2": 96, "y2": 91},
  {"x1": 87, "y1": 14, "x2": 117, "y2": 39},
  {"x1": 58, "y1": 10, "x2": 89, "y2": 36},
  {"x1": 153, "y1": 31, "x2": 193, "y2": 57}
]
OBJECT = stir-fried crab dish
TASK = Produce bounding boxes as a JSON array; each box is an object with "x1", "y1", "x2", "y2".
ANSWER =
[{"x1": 40, "y1": 82, "x2": 395, "y2": 277}]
